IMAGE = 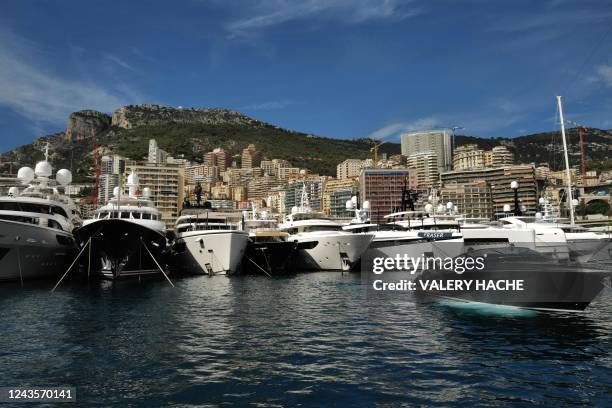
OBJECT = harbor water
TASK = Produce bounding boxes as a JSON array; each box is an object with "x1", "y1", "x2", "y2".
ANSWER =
[{"x1": 1, "y1": 273, "x2": 611, "y2": 406}]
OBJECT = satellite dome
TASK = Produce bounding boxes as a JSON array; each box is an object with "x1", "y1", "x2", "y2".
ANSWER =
[
  {"x1": 142, "y1": 187, "x2": 152, "y2": 198},
  {"x1": 436, "y1": 204, "x2": 445, "y2": 213},
  {"x1": 127, "y1": 170, "x2": 139, "y2": 186},
  {"x1": 291, "y1": 206, "x2": 298, "y2": 214},
  {"x1": 503, "y1": 204, "x2": 511, "y2": 212},
  {"x1": 17, "y1": 167, "x2": 35, "y2": 184},
  {"x1": 56, "y1": 169, "x2": 72, "y2": 186},
  {"x1": 424, "y1": 203, "x2": 433, "y2": 214},
  {"x1": 8, "y1": 187, "x2": 19, "y2": 197},
  {"x1": 362, "y1": 201, "x2": 371, "y2": 210},
  {"x1": 346, "y1": 199, "x2": 354, "y2": 210},
  {"x1": 35, "y1": 161, "x2": 52, "y2": 177},
  {"x1": 261, "y1": 210, "x2": 269, "y2": 219},
  {"x1": 113, "y1": 186, "x2": 120, "y2": 197}
]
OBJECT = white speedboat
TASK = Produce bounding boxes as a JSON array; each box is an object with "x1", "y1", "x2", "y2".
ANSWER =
[
  {"x1": 74, "y1": 171, "x2": 168, "y2": 280},
  {"x1": 278, "y1": 186, "x2": 373, "y2": 271},
  {"x1": 172, "y1": 208, "x2": 248, "y2": 275},
  {"x1": 0, "y1": 157, "x2": 80, "y2": 282}
]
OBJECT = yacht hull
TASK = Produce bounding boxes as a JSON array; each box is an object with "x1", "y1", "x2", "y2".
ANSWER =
[
  {"x1": 74, "y1": 219, "x2": 168, "y2": 280},
  {"x1": 243, "y1": 240, "x2": 301, "y2": 275},
  {"x1": 172, "y1": 230, "x2": 248, "y2": 275},
  {"x1": 0, "y1": 220, "x2": 77, "y2": 282},
  {"x1": 416, "y1": 248, "x2": 609, "y2": 311},
  {"x1": 288, "y1": 232, "x2": 374, "y2": 271}
]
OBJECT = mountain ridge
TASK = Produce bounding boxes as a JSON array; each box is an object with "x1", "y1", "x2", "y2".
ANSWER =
[{"x1": 1, "y1": 104, "x2": 611, "y2": 181}]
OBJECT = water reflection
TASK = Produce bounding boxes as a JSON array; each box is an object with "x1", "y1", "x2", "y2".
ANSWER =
[{"x1": 0, "y1": 274, "x2": 610, "y2": 406}]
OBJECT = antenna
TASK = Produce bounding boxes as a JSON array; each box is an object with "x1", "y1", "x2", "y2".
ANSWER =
[{"x1": 556, "y1": 96, "x2": 575, "y2": 226}]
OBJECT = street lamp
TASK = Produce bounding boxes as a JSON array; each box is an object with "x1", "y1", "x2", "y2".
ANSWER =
[{"x1": 510, "y1": 180, "x2": 521, "y2": 216}]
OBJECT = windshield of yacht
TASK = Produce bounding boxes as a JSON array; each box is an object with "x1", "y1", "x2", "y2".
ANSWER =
[
  {"x1": 291, "y1": 213, "x2": 329, "y2": 221},
  {"x1": 0, "y1": 201, "x2": 68, "y2": 218}
]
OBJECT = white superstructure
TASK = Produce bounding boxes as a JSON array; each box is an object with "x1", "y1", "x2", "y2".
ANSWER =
[
  {"x1": 0, "y1": 151, "x2": 80, "y2": 282},
  {"x1": 278, "y1": 186, "x2": 373, "y2": 271}
]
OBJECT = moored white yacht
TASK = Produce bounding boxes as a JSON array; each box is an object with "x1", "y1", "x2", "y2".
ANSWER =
[
  {"x1": 278, "y1": 186, "x2": 374, "y2": 271},
  {"x1": 241, "y1": 205, "x2": 302, "y2": 275},
  {"x1": 74, "y1": 170, "x2": 168, "y2": 280},
  {"x1": 0, "y1": 156, "x2": 80, "y2": 282},
  {"x1": 343, "y1": 198, "x2": 464, "y2": 265},
  {"x1": 172, "y1": 207, "x2": 248, "y2": 275}
]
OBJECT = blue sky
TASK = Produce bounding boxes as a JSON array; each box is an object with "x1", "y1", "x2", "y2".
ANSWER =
[{"x1": 1, "y1": 0, "x2": 612, "y2": 152}]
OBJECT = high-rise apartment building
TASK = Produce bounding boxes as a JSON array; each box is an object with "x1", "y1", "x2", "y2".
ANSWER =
[
  {"x1": 360, "y1": 168, "x2": 418, "y2": 223},
  {"x1": 439, "y1": 181, "x2": 493, "y2": 219},
  {"x1": 336, "y1": 159, "x2": 362, "y2": 179},
  {"x1": 406, "y1": 151, "x2": 439, "y2": 188},
  {"x1": 203, "y1": 148, "x2": 230, "y2": 171},
  {"x1": 440, "y1": 165, "x2": 537, "y2": 214},
  {"x1": 148, "y1": 139, "x2": 167, "y2": 164},
  {"x1": 490, "y1": 146, "x2": 514, "y2": 167},
  {"x1": 241, "y1": 144, "x2": 262, "y2": 169},
  {"x1": 124, "y1": 163, "x2": 185, "y2": 229},
  {"x1": 321, "y1": 178, "x2": 359, "y2": 217},
  {"x1": 99, "y1": 155, "x2": 126, "y2": 203},
  {"x1": 400, "y1": 130, "x2": 452, "y2": 173},
  {"x1": 452, "y1": 144, "x2": 485, "y2": 171}
]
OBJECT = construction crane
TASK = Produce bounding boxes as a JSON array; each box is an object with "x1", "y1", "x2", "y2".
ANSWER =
[
  {"x1": 371, "y1": 141, "x2": 386, "y2": 166},
  {"x1": 564, "y1": 119, "x2": 587, "y2": 183}
]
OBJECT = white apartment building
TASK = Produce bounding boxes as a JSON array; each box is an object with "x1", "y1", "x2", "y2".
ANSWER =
[
  {"x1": 400, "y1": 130, "x2": 452, "y2": 173},
  {"x1": 336, "y1": 159, "x2": 362, "y2": 179}
]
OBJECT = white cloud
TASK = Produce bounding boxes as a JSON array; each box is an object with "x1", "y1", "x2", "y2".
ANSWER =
[
  {"x1": 367, "y1": 116, "x2": 440, "y2": 140},
  {"x1": 225, "y1": 0, "x2": 420, "y2": 37},
  {"x1": 596, "y1": 64, "x2": 612, "y2": 87},
  {"x1": 102, "y1": 52, "x2": 136, "y2": 72},
  {"x1": 0, "y1": 30, "x2": 143, "y2": 127}
]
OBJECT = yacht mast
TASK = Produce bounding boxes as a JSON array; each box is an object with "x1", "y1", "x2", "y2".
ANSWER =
[{"x1": 556, "y1": 96, "x2": 575, "y2": 226}]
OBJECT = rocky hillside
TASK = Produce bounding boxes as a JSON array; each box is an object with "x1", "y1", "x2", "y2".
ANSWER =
[
  {"x1": 0, "y1": 104, "x2": 383, "y2": 181},
  {"x1": 1, "y1": 104, "x2": 611, "y2": 182},
  {"x1": 111, "y1": 104, "x2": 262, "y2": 129}
]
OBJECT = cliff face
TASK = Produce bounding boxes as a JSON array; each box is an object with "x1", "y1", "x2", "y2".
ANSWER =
[
  {"x1": 65, "y1": 110, "x2": 111, "y2": 142},
  {"x1": 111, "y1": 104, "x2": 261, "y2": 129}
]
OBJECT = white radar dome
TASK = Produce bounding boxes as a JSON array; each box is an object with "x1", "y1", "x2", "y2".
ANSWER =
[
  {"x1": 143, "y1": 187, "x2": 152, "y2": 198},
  {"x1": 503, "y1": 204, "x2": 511, "y2": 212},
  {"x1": 35, "y1": 161, "x2": 52, "y2": 177},
  {"x1": 17, "y1": 167, "x2": 35, "y2": 184},
  {"x1": 56, "y1": 169, "x2": 72, "y2": 186},
  {"x1": 291, "y1": 206, "x2": 298, "y2": 214},
  {"x1": 437, "y1": 204, "x2": 445, "y2": 213},
  {"x1": 362, "y1": 201, "x2": 371, "y2": 210},
  {"x1": 424, "y1": 203, "x2": 433, "y2": 214},
  {"x1": 127, "y1": 171, "x2": 139, "y2": 186},
  {"x1": 113, "y1": 186, "x2": 120, "y2": 197},
  {"x1": 346, "y1": 200, "x2": 354, "y2": 210}
]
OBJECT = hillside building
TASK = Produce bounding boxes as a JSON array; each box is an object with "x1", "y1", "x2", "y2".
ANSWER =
[
  {"x1": 400, "y1": 130, "x2": 452, "y2": 173},
  {"x1": 360, "y1": 168, "x2": 418, "y2": 223},
  {"x1": 124, "y1": 162, "x2": 185, "y2": 229},
  {"x1": 336, "y1": 159, "x2": 363, "y2": 179}
]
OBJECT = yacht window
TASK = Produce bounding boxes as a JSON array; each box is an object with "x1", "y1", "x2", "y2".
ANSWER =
[
  {"x1": 98, "y1": 211, "x2": 109, "y2": 219},
  {"x1": 48, "y1": 219, "x2": 63, "y2": 231},
  {"x1": 121, "y1": 212, "x2": 130, "y2": 219},
  {"x1": 142, "y1": 213, "x2": 152, "y2": 220},
  {"x1": 0, "y1": 202, "x2": 21, "y2": 211},
  {"x1": 111, "y1": 211, "x2": 119, "y2": 218},
  {"x1": 304, "y1": 225, "x2": 342, "y2": 232},
  {"x1": 50, "y1": 206, "x2": 68, "y2": 218}
]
